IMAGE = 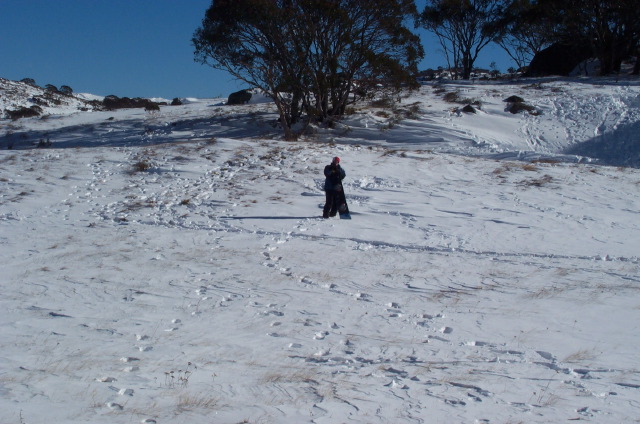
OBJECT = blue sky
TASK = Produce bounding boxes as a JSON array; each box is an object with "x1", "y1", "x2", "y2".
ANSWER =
[{"x1": 1, "y1": 0, "x2": 513, "y2": 99}]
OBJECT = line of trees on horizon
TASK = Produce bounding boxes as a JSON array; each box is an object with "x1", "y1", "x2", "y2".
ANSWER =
[
  {"x1": 422, "y1": 0, "x2": 640, "y2": 80},
  {"x1": 192, "y1": 0, "x2": 640, "y2": 138},
  {"x1": 20, "y1": 78, "x2": 75, "y2": 96}
]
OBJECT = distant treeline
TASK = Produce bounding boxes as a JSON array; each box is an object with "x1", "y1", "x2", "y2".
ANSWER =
[{"x1": 419, "y1": 0, "x2": 640, "y2": 79}]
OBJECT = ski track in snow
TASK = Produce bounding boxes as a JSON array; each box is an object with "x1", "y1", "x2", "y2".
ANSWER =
[{"x1": 1, "y1": 80, "x2": 640, "y2": 423}]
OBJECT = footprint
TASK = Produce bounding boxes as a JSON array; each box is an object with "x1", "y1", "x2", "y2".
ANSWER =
[
  {"x1": 314, "y1": 331, "x2": 329, "y2": 340},
  {"x1": 537, "y1": 351, "x2": 556, "y2": 361},
  {"x1": 386, "y1": 304, "x2": 403, "y2": 317},
  {"x1": 118, "y1": 388, "x2": 134, "y2": 396},
  {"x1": 280, "y1": 267, "x2": 292, "y2": 276},
  {"x1": 301, "y1": 318, "x2": 321, "y2": 327},
  {"x1": 465, "y1": 341, "x2": 489, "y2": 347},
  {"x1": 385, "y1": 380, "x2": 409, "y2": 389},
  {"x1": 106, "y1": 402, "x2": 123, "y2": 410}
]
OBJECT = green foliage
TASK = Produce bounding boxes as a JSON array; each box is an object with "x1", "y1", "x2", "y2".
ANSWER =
[
  {"x1": 193, "y1": 0, "x2": 424, "y2": 139},
  {"x1": 59, "y1": 85, "x2": 73, "y2": 96},
  {"x1": 20, "y1": 78, "x2": 37, "y2": 87}
]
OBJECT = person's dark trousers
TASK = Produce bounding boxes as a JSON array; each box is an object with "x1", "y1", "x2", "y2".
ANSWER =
[{"x1": 323, "y1": 190, "x2": 339, "y2": 218}]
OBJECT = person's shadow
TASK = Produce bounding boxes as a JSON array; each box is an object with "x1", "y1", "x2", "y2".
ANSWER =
[{"x1": 219, "y1": 216, "x2": 319, "y2": 220}]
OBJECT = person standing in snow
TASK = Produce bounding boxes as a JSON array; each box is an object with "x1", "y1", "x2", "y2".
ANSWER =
[{"x1": 323, "y1": 156, "x2": 346, "y2": 218}]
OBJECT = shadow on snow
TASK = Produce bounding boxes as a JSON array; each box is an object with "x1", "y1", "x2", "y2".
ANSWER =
[
  {"x1": 564, "y1": 120, "x2": 640, "y2": 168},
  {"x1": 0, "y1": 111, "x2": 281, "y2": 150}
]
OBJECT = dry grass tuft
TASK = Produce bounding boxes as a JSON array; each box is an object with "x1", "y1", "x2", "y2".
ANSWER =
[
  {"x1": 524, "y1": 285, "x2": 565, "y2": 299},
  {"x1": 176, "y1": 393, "x2": 219, "y2": 412},
  {"x1": 519, "y1": 174, "x2": 554, "y2": 187},
  {"x1": 131, "y1": 160, "x2": 153, "y2": 173},
  {"x1": 563, "y1": 349, "x2": 597, "y2": 363}
]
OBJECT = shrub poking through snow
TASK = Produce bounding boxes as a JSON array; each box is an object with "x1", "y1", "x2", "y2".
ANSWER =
[
  {"x1": 7, "y1": 105, "x2": 43, "y2": 120},
  {"x1": 103, "y1": 95, "x2": 162, "y2": 111},
  {"x1": 462, "y1": 104, "x2": 477, "y2": 114},
  {"x1": 131, "y1": 159, "x2": 153, "y2": 173},
  {"x1": 504, "y1": 95, "x2": 525, "y2": 103},
  {"x1": 504, "y1": 95, "x2": 540, "y2": 115}
]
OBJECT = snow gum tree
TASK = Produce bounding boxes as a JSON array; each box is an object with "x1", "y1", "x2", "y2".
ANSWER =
[
  {"x1": 419, "y1": 0, "x2": 504, "y2": 80},
  {"x1": 533, "y1": 0, "x2": 640, "y2": 76},
  {"x1": 488, "y1": 0, "x2": 553, "y2": 71},
  {"x1": 193, "y1": 0, "x2": 423, "y2": 139}
]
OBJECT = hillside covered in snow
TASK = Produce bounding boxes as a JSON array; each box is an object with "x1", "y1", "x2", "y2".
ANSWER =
[{"x1": 1, "y1": 76, "x2": 640, "y2": 423}]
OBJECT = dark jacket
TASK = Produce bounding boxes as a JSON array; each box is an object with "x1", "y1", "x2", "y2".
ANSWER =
[{"x1": 324, "y1": 164, "x2": 346, "y2": 191}]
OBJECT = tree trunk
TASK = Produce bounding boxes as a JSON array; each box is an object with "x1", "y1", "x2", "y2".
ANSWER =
[
  {"x1": 272, "y1": 96, "x2": 296, "y2": 141},
  {"x1": 462, "y1": 55, "x2": 473, "y2": 80}
]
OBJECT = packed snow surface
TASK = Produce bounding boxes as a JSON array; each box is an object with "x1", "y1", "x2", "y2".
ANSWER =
[{"x1": 1, "y1": 77, "x2": 640, "y2": 423}]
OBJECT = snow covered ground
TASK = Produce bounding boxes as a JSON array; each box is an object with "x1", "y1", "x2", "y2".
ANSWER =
[{"x1": 1, "y1": 77, "x2": 640, "y2": 423}]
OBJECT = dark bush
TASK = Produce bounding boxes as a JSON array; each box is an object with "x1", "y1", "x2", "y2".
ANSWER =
[
  {"x1": 443, "y1": 91, "x2": 461, "y2": 103},
  {"x1": 103, "y1": 95, "x2": 161, "y2": 111},
  {"x1": 30, "y1": 96, "x2": 49, "y2": 107},
  {"x1": 59, "y1": 85, "x2": 73, "y2": 96},
  {"x1": 7, "y1": 106, "x2": 43, "y2": 120},
  {"x1": 461, "y1": 104, "x2": 477, "y2": 113},
  {"x1": 503, "y1": 95, "x2": 539, "y2": 115},
  {"x1": 227, "y1": 89, "x2": 252, "y2": 105},
  {"x1": 504, "y1": 95, "x2": 525, "y2": 103},
  {"x1": 508, "y1": 102, "x2": 539, "y2": 115}
]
